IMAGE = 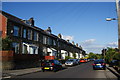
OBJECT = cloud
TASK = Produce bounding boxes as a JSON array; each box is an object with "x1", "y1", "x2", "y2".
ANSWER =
[
  {"x1": 84, "y1": 45, "x2": 104, "y2": 49},
  {"x1": 80, "y1": 39, "x2": 100, "y2": 53},
  {"x1": 81, "y1": 39, "x2": 96, "y2": 46},
  {"x1": 81, "y1": 44, "x2": 104, "y2": 54},
  {"x1": 62, "y1": 35, "x2": 74, "y2": 41},
  {"x1": 84, "y1": 39, "x2": 96, "y2": 43},
  {"x1": 106, "y1": 42, "x2": 118, "y2": 48},
  {"x1": 81, "y1": 40, "x2": 118, "y2": 54}
]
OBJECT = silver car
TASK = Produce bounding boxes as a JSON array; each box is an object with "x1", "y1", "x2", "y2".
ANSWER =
[{"x1": 65, "y1": 59, "x2": 76, "y2": 66}]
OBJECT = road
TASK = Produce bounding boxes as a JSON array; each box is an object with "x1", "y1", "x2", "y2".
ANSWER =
[{"x1": 13, "y1": 61, "x2": 117, "y2": 79}]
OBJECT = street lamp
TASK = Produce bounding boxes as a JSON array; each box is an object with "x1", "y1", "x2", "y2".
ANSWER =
[
  {"x1": 106, "y1": 18, "x2": 117, "y2": 21},
  {"x1": 106, "y1": 17, "x2": 120, "y2": 51},
  {"x1": 105, "y1": 0, "x2": 120, "y2": 52}
]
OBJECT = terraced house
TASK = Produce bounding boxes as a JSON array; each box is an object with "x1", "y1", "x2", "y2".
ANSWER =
[{"x1": 0, "y1": 11, "x2": 86, "y2": 70}]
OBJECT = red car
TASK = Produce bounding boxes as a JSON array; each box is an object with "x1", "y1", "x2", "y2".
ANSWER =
[{"x1": 80, "y1": 59, "x2": 87, "y2": 63}]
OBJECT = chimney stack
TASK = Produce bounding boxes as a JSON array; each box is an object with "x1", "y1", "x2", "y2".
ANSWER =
[
  {"x1": 45, "y1": 27, "x2": 52, "y2": 34},
  {"x1": 67, "y1": 40, "x2": 69, "y2": 42},
  {"x1": 28, "y1": 17, "x2": 34, "y2": 27},
  {"x1": 72, "y1": 41, "x2": 75, "y2": 45},
  {"x1": 79, "y1": 45, "x2": 82, "y2": 49},
  {"x1": 76, "y1": 43, "x2": 78, "y2": 47},
  {"x1": 58, "y1": 33, "x2": 62, "y2": 38}
]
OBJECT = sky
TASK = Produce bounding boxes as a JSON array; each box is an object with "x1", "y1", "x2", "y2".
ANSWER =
[
  {"x1": 1, "y1": 2, "x2": 119, "y2": 54},
  {"x1": 1, "y1": 0, "x2": 117, "y2": 2}
]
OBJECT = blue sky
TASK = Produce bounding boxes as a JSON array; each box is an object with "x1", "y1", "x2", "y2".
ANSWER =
[{"x1": 2, "y1": 2, "x2": 118, "y2": 54}]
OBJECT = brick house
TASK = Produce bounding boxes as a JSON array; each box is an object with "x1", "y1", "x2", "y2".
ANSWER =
[{"x1": 0, "y1": 11, "x2": 86, "y2": 69}]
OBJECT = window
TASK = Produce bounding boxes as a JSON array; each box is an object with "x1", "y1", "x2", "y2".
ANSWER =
[
  {"x1": 23, "y1": 29, "x2": 26, "y2": 38},
  {"x1": 12, "y1": 42, "x2": 19, "y2": 54},
  {"x1": 39, "y1": 34, "x2": 43, "y2": 43},
  {"x1": 13, "y1": 26, "x2": 19, "y2": 36},
  {"x1": 64, "y1": 44, "x2": 66, "y2": 48},
  {"x1": 22, "y1": 44, "x2": 28, "y2": 54},
  {"x1": 58, "y1": 42, "x2": 60, "y2": 47},
  {"x1": 34, "y1": 31, "x2": 38, "y2": 41},
  {"x1": 29, "y1": 46, "x2": 38, "y2": 54},
  {"x1": 53, "y1": 40, "x2": 56, "y2": 46},
  {"x1": 0, "y1": 31, "x2": 2, "y2": 37},
  {"x1": 48, "y1": 37, "x2": 52, "y2": 45},
  {"x1": 43, "y1": 47, "x2": 47, "y2": 55},
  {"x1": 22, "y1": 42, "x2": 38, "y2": 54},
  {"x1": 28, "y1": 29, "x2": 32, "y2": 40},
  {"x1": 43, "y1": 36, "x2": 47, "y2": 44}
]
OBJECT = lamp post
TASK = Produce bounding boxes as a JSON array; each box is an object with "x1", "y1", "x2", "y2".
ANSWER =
[
  {"x1": 116, "y1": 0, "x2": 120, "y2": 51},
  {"x1": 106, "y1": 0, "x2": 120, "y2": 51},
  {"x1": 106, "y1": 17, "x2": 119, "y2": 50}
]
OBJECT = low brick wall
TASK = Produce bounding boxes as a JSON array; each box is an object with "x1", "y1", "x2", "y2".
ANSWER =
[
  {"x1": 0, "y1": 51, "x2": 14, "y2": 70},
  {"x1": 13, "y1": 54, "x2": 41, "y2": 69},
  {"x1": 0, "y1": 51, "x2": 43, "y2": 70}
]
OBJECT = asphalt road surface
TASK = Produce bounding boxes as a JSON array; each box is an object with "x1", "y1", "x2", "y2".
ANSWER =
[{"x1": 14, "y1": 61, "x2": 117, "y2": 79}]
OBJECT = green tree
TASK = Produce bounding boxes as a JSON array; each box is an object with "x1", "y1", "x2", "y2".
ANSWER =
[
  {"x1": 0, "y1": 37, "x2": 12, "y2": 50},
  {"x1": 88, "y1": 52, "x2": 103, "y2": 59},
  {"x1": 105, "y1": 47, "x2": 116, "y2": 63},
  {"x1": 113, "y1": 52, "x2": 120, "y2": 60},
  {"x1": 88, "y1": 52, "x2": 97, "y2": 59},
  {"x1": 73, "y1": 53, "x2": 76, "y2": 59},
  {"x1": 96, "y1": 54, "x2": 103, "y2": 59}
]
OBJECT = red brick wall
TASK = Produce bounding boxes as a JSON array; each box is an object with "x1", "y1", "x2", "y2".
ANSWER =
[
  {"x1": 0, "y1": 14, "x2": 7, "y2": 38},
  {"x1": 0, "y1": 51, "x2": 14, "y2": 70},
  {"x1": 0, "y1": 51, "x2": 13, "y2": 61}
]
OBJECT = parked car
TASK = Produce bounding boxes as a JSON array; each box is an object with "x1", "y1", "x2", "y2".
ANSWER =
[
  {"x1": 80, "y1": 59, "x2": 87, "y2": 63},
  {"x1": 87, "y1": 59, "x2": 90, "y2": 62},
  {"x1": 90, "y1": 59, "x2": 95, "y2": 61},
  {"x1": 109, "y1": 60, "x2": 119, "y2": 67},
  {"x1": 76, "y1": 59, "x2": 80, "y2": 64},
  {"x1": 92, "y1": 59, "x2": 106, "y2": 70},
  {"x1": 85, "y1": 59, "x2": 88, "y2": 62},
  {"x1": 111, "y1": 60, "x2": 120, "y2": 71},
  {"x1": 41, "y1": 60, "x2": 62, "y2": 72},
  {"x1": 65, "y1": 59, "x2": 77, "y2": 66}
]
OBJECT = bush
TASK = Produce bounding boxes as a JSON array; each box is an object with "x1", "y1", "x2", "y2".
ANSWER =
[
  {"x1": 105, "y1": 48, "x2": 116, "y2": 63},
  {"x1": 113, "y1": 52, "x2": 120, "y2": 60},
  {"x1": 65, "y1": 56, "x2": 74, "y2": 60},
  {"x1": 72, "y1": 53, "x2": 76, "y2": 59},
  {"x1": 1, "y1": 37, "x2": 12, "y2": 50}
]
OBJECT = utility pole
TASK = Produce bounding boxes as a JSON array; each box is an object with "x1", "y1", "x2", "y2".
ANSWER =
[{"x1": 116, "y1": 0, "x2": 120, "y2": 51}]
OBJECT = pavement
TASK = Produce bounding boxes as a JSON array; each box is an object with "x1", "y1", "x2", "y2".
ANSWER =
[
  {"x1": 2, "y1": 67, "x2": 41, "y2": 79},
  {"x1": 2, "y1": 64, "x2": 66, "y2": 79},
  {"x1": 106, "y1": 65, "x2": 120, "y2": 79},
  {"x1": 1, "y1": 64, "x2": 120, "y2": 79}
]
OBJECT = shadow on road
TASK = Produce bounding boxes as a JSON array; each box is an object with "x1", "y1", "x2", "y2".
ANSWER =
[{"x1": 107, "y1": 67, "x2": 120, "y2": 80}]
